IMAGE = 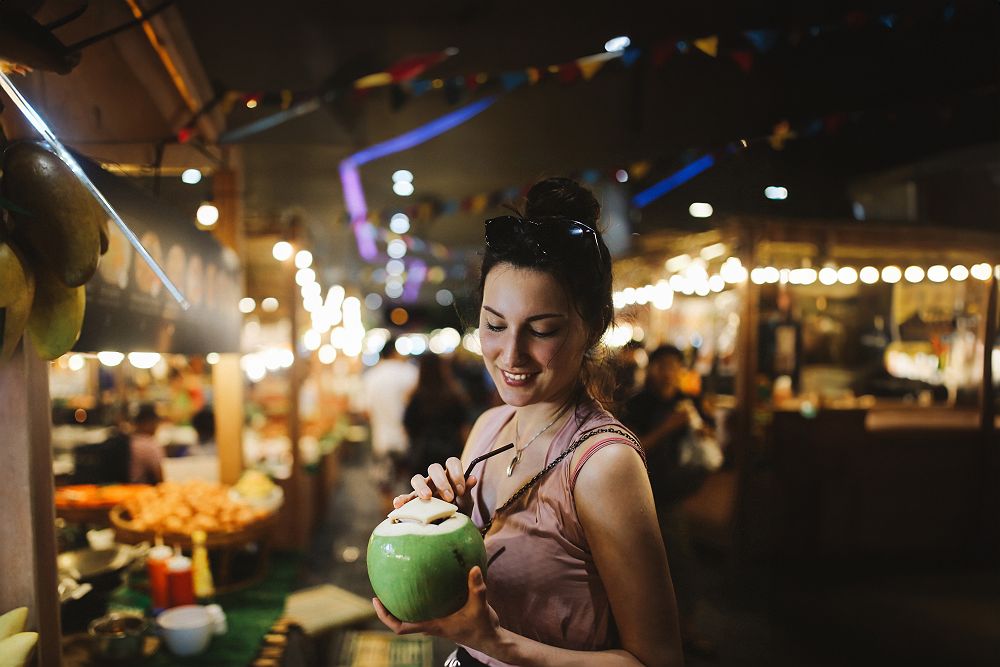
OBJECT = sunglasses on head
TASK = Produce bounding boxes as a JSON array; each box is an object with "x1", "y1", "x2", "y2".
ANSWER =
[{"x1": 484, "y1": 215, "x2": 602, "y2": 264}]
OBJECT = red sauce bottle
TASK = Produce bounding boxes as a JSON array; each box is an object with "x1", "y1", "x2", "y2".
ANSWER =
[
  {"x1": 146, "y1": 544, "x2": 174, "y2": 613},
  {"x1": 167, "y1": 552, "x2": 195, "y2": 607}
]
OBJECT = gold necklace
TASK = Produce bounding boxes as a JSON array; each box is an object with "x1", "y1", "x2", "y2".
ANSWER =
[{"x1": 506, "y1": 404, "x2": 571, "y2": 477}]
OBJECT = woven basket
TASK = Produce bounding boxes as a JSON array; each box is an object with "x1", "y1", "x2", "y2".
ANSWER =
[{"x1": 109, "y1": 504, "x2": 280, "y2": 548}]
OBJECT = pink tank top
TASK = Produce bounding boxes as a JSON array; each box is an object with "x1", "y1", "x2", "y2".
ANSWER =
[{"x1": 462, "y1": 401, "x2": 644, "y2": 666}]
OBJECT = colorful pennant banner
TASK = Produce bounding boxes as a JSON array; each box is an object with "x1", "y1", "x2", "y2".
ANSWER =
[{"x1": 184, "y1": 2, "x2": 964, "y2": 144}]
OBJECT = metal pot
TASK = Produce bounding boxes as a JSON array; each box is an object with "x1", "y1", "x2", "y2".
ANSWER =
[{"x1": 88, "y1": 613, "x2": 149, "y2": 661}]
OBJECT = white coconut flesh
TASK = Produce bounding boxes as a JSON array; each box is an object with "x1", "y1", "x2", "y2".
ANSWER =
[{"x1": 375, "y1": 496, "x2": 468, "y2": 536}]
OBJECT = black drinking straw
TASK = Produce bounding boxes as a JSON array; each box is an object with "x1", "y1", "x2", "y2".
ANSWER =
[{"x1": 464, "y1": 442, "x2": 514, "y2": 479}]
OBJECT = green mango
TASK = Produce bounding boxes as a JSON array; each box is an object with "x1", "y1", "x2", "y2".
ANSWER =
[
  {"x1": 0, "y1": 632, "x2": 38, "y2": 667},
  {"x1": 2, "y1": 141, "x2": 102, "y2": 287},
  {"x1": 27, "y1": 263, "x2": 84, "y2": 360},
  {"x1": 0, "y1": 607, "x2": 27, "y2": 641},
  {"x1": 0, "y1": 240, "x2": 34, "y2": 362}
]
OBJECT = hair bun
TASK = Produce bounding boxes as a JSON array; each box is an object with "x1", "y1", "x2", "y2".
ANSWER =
[{"x1": 524, "y1": 177, "x2": 601, "y2": 227}]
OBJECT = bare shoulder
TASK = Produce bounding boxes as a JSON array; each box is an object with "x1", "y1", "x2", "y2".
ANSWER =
[
  {"x1": 573, "y1": 440, "x2": 648, "y2": 496},
  {"x1": 568, "y1": 423, "x2": 643, "y2": 480}
]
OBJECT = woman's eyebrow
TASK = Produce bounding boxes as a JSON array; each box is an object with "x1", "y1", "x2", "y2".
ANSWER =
[{"x1": 483, "y1": 305, "x2": 566, "y2": 322}]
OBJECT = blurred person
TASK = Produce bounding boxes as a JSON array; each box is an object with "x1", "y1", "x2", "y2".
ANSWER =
[
  {"x1": 612, "y1": 339, "x2": 647, "y2": 403},
  {"x1": 379, "y1": 178, "x2": 682, "y2": 667},
  {"x1": 191, "y1": 406, "x2": 216, "y2": 453},
  {"x1": 622, "y1": 344, "x2": 716, "y2": 659},
  {"x1": 404, "y1": 353, "x2": 471, "y2": 477},
  {"x1": 361, "y1": 338, "x2": 419, "y2": 504},
  {"x1": 166, "y1": 366, "x2": 204, "y2": 425},
  {"x1": 129, "y1": 402, "x2": 164, "y2": 484}
]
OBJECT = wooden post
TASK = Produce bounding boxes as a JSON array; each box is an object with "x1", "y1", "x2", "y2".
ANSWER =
[
  {"x1": 980, "y1": 274, "x2": 997, "y2": 434},
  {"x1": 0, "y1": 340, "x2": 61, "y2": 666},
  {"x1": 210, "y1": 164, "x2": 244, "y2": 257},
  {"x1": 730, "y1": 225, "x2": 760, "y2": 568},
  {"x1": 212, "y1": 354, "x2": 244, "y2": 485}
]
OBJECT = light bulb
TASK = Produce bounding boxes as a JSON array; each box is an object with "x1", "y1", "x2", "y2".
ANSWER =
[{"x1": 196, "y1": 202, "x2": 219, "y2": 227}]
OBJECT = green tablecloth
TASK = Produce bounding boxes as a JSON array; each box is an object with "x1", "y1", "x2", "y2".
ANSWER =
[{"x1": 108, "y1": 552, "x2": 300, "y2": 666}]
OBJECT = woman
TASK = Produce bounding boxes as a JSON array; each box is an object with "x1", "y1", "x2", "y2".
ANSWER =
[
  {"x1": 374, "y1": 178, "x2": 683, "y2": 667},
  {"x1": 404, "y1": 352, "x2": 471, "y2": 477}
]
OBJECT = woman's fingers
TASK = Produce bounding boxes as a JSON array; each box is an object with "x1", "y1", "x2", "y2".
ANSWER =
[
  {"x1": 392, "y1": 491, "x2": 418, "y2": 508},
  {"x1": 410, "y1": 473, "x2": 434, "y2": 500},
  {"x1": 427, "y1": 463, "x2": 455, "y2": 501},
  {"x1": 405, "y1": 462, "x2": 479, "y2": 507},
  {"x1": 372, "y1": 597, "x2": 424, "y2": 635},
  {"x1": 468, "y1": 565, "x2": 486, "y2": 596},
  {"x1": 445, "y1": 457, "x2": 466, "y2": 496}
]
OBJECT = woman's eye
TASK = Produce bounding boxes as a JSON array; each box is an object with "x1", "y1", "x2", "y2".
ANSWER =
[
  {"x1": 485, "y1": 322, "x2": 505, "y2": 332},
  {"x1": 531, "y1": 329, "x2": 558, "y2": 338}
]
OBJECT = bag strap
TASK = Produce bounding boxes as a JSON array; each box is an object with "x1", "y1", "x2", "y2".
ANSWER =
[{"x1": 479, "y1": 425, "x2": 639, "y2": 537}]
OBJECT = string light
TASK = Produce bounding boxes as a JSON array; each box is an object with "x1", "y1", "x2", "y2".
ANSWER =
[
  {"x1": 859, "y1": 266, "x2": 879, "y2": 284},
  {"x1": 904, "y1": 266, "x2": 925, "y2": 283},
  {"x1": 971, "y1": 263, "x2": 992, "y2": 280},
  {"x1": 882, "y1": 266, "x2": 902, "y2": 283}
]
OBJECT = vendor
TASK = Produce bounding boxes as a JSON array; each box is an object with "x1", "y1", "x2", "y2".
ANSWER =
[{"x1": 129, "y1": 403, "x2": 164, "y2": 484}]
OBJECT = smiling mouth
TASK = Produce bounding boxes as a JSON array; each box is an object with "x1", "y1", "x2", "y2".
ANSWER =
[{"x1": 501, "y1": 369, "x2": 537, "y2": 384}]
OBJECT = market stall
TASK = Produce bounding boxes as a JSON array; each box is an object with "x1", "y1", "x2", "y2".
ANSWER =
[
  {"x1": 0, "y1": 140, "x2": 314, "y2": 662},
  {"x1": 612, "y1": 219, "x2": 1000, "y2": 564}
]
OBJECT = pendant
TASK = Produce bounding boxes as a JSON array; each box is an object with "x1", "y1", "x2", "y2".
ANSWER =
[{"x1": 506, "y1": 451, "x2": 521, "y2": 477}]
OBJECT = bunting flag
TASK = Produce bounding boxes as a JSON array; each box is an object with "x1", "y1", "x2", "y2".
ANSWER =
[
  {"x1": 198, "y1": 2, "x2": 967, "y2": 144},
  {"x1": 246, "y1": 2, "x2": 953, "y2": 110},
  {"x1": 693, "y1": 35, "x2": 719, "y2": 58}
]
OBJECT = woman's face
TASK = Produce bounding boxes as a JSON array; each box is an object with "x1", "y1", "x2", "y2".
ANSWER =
[{"x1": 479, "y1": 264, "x2": 589, "y2": 407}]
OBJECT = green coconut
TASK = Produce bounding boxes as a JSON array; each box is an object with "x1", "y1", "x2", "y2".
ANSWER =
[{"x1": 367, "y1": 498, "x2": 487, "y2": 622}]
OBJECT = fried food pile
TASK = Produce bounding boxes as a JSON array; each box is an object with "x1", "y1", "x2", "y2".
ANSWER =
[{"x1": 119, "y1": 481, "x2": 272, "y2": 535}]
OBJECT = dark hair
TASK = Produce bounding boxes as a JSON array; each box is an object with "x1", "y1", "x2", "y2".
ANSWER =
[
  {"x1": 134, "y1": 402, "x2": 159, "y2": 425},
  {"x1": 191, "y1": 407, "x2": 215, "y2": 444},
  {"x1": 649, "y1": 344, "x2": 684, "y2": 365},
  {"x1": 413, "y1": 353, "x2": 466, "y2": 404},
  {"x1": 477, "y1": 177, "x2": 616, "y2": 407}
]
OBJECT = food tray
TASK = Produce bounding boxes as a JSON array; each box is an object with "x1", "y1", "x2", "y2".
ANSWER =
[{"x1": 109, "y1": 504, "x2": 280, "y2": 548}]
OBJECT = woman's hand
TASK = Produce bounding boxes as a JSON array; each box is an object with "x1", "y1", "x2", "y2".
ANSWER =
[
  {"x1": 373, "y1": 566, "x2": 501, "y2": 653},
  {"x1": 393, "y1": 456, "x2": 477, "y2": 515}
]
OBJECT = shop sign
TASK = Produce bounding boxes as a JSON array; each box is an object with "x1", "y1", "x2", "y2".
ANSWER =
[{"x1": 74, "y1": 157, "x2": 242, "y2": 354}]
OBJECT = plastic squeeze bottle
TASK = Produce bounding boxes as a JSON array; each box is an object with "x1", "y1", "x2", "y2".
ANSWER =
[
  {"x1": 147, "y1": 536, "x2": 173, "y2": 613},
  {"x1": 191, "y1": 529, "x2": 215, "y2": 600},
  {"x1": 167, "y1": 548, "x2": 195, "y2": 607}
]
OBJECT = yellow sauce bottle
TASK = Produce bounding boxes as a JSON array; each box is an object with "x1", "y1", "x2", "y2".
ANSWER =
[{"x1": 191, "y1": 529, "x2": 215, "y2": 600}]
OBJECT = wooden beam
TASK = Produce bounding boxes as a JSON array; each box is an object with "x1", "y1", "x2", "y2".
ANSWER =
[{"x1": 0, "y1": 340, "x2": 61, "y2": 666}]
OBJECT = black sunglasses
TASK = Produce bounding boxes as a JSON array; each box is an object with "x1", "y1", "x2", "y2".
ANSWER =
[{"x1": 484, "y1": 215, "x2": 602, "y2": 264}]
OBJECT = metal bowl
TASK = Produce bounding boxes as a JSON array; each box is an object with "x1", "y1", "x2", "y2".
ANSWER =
[{"x1": 57, "y1": 544, "x2": 136, "y2": 581}]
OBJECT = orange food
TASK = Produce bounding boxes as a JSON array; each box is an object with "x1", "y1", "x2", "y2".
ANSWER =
[
  {"x1": 118, "y1": 481, "x2": 271, "y2": 536},
  {"x1": 55, "y1": 484, "x2": 150, "y2": 508}
]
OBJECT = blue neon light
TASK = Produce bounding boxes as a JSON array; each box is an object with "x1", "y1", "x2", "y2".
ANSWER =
[
  {"x1": 350, "y1": 96, "x2": 498, "y2": 166},
  {"x1": 631, "y1": 154, "x2": 716, "y2": 208}
]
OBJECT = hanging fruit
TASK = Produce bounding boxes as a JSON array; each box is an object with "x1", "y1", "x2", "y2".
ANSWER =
[
  {"x1": 0, "y1": 238, "x2": 34, "y2": 362},
  {"x1": 0, "y1": 139, "x2": 103, "y2": 363},
  {"x1": 2, "y1": 140, "x2": 105, "y2": 287}
]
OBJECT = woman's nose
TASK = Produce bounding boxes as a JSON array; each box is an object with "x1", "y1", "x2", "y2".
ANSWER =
[{"x1": 498, "y1": 330, "x2": 527, "y2": 367}]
